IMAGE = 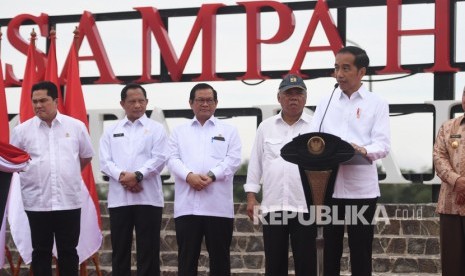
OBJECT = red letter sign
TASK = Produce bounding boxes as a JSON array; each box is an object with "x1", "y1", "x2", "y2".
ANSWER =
[
  {"x1": 237, "y1": 1, "x2": 295, "y2": 80},
  {"x1": 290, "y1": 0, "x2": 343, "y2": 77},
  {"x1": 136, "y1": 4, "x2": 225, "y2": 82},
  {"x1": 379, "y1": 0, "x2": 458, "y2": 74},
  {"x1": 6, "y1": 13, "x2": 48, "y2": 86},
  {"x1": 60, "y1": 11, "x2": 119, "y2": 84}
]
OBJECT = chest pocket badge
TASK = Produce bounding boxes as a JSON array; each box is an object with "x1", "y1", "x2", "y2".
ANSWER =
[{"x1": 450, "y1": 134, "x2": 461, "y2": 149}]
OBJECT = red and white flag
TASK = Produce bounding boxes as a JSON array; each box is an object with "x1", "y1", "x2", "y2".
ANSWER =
[
  {"x1": 18, "y1": 30, "x2": 38, "y2": 123},
  {"x1": 0, "y1": 142, "x2": 30, "y2": 267},
  {"x1": 0, "y1": 52, "x2": 8, "y2": 144},
  {"x1": 44, "y1": 28, "x2": 65, "y2": 113},
  {"x1": 1, "y1": 43, "x2": 31, "y2": 266},
  {"x1": 0, "y1": 36, "x2": 9, "y2": 268},
  {"x1": 8, "y1": 29, "x2": 102, "y2": 265},
  {"x1": 7, "y1": 30, "x2": 39, "y2": 264},
  {"x1": 63, "y1": 37, "x2": 102, "y2": 263}
]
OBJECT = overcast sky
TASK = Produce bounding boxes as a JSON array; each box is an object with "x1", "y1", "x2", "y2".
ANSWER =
[{"x1": 1, "y1": 0, "x2": 464, "y2": 172}]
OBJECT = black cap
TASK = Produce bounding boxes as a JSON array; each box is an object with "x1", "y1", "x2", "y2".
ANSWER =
[{"x1": 279, "y1": 74, "x2": 307, "y2": 93}]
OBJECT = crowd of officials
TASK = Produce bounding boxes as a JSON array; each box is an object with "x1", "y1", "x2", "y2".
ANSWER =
[{"x1": 3, "y1": 45, "x2": 464, "y2": 276}]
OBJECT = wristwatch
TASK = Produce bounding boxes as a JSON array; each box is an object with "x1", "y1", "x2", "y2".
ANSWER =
[
  {"x1": 207, "y1": 170, "x2": 216, "y2": 181},
  {"x1": 135, "y1": 171, "x2": 143, "y2": 183}
]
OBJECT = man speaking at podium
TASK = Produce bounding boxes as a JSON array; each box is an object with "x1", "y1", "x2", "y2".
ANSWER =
[{"x1": 309, "y1": 46, "x2": 391, "y2": 276}]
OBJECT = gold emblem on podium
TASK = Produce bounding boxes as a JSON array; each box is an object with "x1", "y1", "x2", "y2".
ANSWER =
[{"x1": 307, "y1": 136, "x2": 325, "y2": 155}]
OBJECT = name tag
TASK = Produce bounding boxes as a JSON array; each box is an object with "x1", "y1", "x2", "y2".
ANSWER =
[
  {"x1": 113, "y1": 133, "x2": 124, "y2": 137},
  {"x1": 212, "y1": 136, "x2": 225, "y2": 141},
  {"x1": 450, "y1": 134, "x2": 461, "y2": 138}
]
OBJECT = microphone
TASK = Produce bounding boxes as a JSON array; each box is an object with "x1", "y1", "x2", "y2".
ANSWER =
[{"x1": 318, "y1": 83, "x2": 339, "y2": 132}]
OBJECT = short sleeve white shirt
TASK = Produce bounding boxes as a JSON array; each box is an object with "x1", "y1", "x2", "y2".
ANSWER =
[{"x1": 10, "y1": 113, "x2": 94, "y2": 211}]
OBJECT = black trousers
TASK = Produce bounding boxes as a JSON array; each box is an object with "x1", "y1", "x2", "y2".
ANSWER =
[
  {"x1": 439, "y1": 214, "x2": 465, "y2": 276},
  {"x1": 175, "y1": 215, "x2": 234, "y2": 276},
  {"x1": 25, "y1": 209, "x2": 81, "y2": 276},
  {"x1": 262, "y1": 212, "x2": 317, "y2": 276},
  {"x1": 109, "y1": 205, "x2": 162, "y2": 276},
  {"x1": 324, "y1": 197, "x2": 378, "y2": 276}
]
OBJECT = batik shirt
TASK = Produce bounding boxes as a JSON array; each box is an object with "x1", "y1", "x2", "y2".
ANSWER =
[{"x1": 434, "y1": 115, "x2": 465, "y2": 215}]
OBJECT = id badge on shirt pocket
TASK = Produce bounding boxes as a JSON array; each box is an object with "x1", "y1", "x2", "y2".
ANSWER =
[{"x1": 449, "y1": 134, "x2": 461, "y2": 150}]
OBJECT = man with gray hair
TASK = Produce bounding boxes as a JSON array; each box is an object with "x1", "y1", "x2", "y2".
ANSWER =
[{"x1": 244, "y1": 74, "x2": 317, "y2": 276}]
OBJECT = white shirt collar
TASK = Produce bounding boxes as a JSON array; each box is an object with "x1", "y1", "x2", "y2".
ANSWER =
[
  {"x1": 338, "y1": 83, "x2": 369, "y2": 100},
  {"x1": 122, "y1": 113, "x2": 149, "y2": 127},
  {"x1": 191, "y1": 115, "x2": 217, "y2": 126},
  {"x1": 33, "y1": 111, "x2": 63, "y2": 127},
  {"x1": 275, "y1": 111, "x2": 312, "y2": 124}
]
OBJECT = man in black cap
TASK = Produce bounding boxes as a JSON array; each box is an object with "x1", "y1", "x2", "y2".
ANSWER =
[{"x1": 244, "y1": 74, "x2": 317, "y2": 276}]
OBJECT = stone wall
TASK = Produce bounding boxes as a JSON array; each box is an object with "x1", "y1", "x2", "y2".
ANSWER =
[{"x1": 4, "y1": 203, "x2": 441, "y2": 275}]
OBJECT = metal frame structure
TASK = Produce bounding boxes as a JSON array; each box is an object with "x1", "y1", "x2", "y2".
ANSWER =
[
  {"x1": 2, "y1": 0, "x2": 464, "y2": 200},
  {"x1": 0, "y1": 0, "x2": 462, "y2": 99}
]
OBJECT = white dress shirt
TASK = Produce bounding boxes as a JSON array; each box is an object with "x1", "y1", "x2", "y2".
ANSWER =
[
  {"x1": 11, "y1": 113, "x2": 94, "y2": 211},
  {"x1": 167, "y1": 116, "x2": 241, "y2": 219},
  {"x1": 309, "y1": 84, "x2": 391, "y2": 199},
  {"x1": 99, "y1": 114, "x2": 168, "y2": 208},
  {"x1": 244, "y1": 112, "x2": 312, "y2": 214}
]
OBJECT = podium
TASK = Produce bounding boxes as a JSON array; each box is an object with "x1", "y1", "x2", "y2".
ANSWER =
[{"x1": 280, "y1": 132, "x2": 371, "y2": 276}]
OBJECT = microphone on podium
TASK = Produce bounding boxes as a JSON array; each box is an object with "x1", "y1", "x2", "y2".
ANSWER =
[{"x1": 318, "y1": 83, "x2": 339, "y2": 132}]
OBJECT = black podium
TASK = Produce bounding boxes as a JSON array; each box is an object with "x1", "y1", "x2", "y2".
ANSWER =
[{"x1": 280, "y1": 132, "x2": 371, "y2": 276}]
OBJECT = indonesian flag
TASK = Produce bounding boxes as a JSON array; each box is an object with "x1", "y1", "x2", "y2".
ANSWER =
[
  {"x1": 7, "y1": 30, "x2": 37, "y2": 264},
  {"x1": 44, "y1": 29, "x2": 65, "y2": 113},
  {"x1": 8, "y1": 31, "x2": 102, "y2": 265},
  {"x1": 0, "y1": 53, "x2": 10, "y2": 268},
  {"x1": 0, "y1": 143, "x2": 30, "y2": 173},
  {"x1": 19, "y1": 31, "x2": 38, "y2": 123},
  {"x1": 0, "y1": 56, "x2": 8, "y2": 144},
  {"x1": 0, "y1": 142, "x2": 30, "y2": 267},
  {"x1": 63, "y1": 40, "x2": 102, "y2": 262},
  {"x1": 1, "y1": 36, "x2": 30, "y2": 267}
]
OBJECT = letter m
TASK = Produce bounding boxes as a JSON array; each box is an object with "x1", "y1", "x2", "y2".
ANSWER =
[{"x1": 135, "y1": 4, "x2": 225, "y2": 82}]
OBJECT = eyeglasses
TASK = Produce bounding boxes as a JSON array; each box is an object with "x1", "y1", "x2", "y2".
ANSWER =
[{"x1": 194, "y1": 98, "x2": 216, "y2": 105}]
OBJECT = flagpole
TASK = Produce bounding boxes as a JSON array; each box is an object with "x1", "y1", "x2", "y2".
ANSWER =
[
  {"x1": 45, "y1": 27, "x2": 65, "y2": 112},
  {"x1": 30, "y1": 29, "x2": 36, "y2": 51},
  {"x1": 73, "y1": 26, "x2": 79, "y2": 56}
]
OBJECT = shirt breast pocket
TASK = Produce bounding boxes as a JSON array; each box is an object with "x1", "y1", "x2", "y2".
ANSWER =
[
  {"x1": 264, "y1": 138, "x2": 283, "y2": 159},
  {"x1": 211, "y1": 140, "x2": 228, "y2": 159},
  {"x1": 111, "y1": 133, "x2": 128, "y2": 148}
]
